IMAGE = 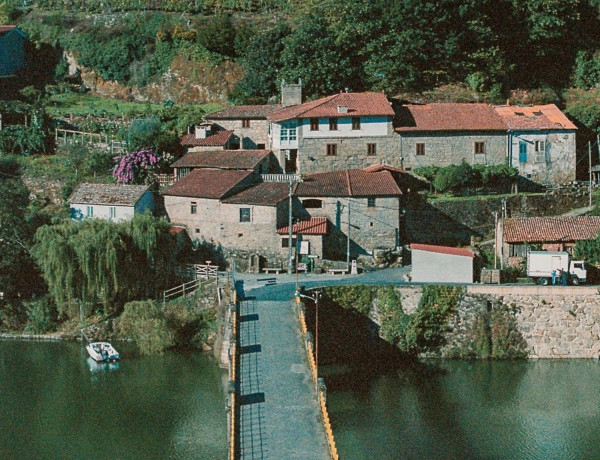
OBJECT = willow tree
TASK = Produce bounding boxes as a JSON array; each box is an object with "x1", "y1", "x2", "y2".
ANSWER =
[{"x1": 32, "y1": 215, "x2": 179, "y2": 317}]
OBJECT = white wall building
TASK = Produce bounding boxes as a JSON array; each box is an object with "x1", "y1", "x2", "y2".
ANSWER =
[
  {"x1": 69, "y1": 183, "x2": 155, "y2": 221},
  {"x1": 411, "y1": 243, "x2": 474, "y2": 283}
]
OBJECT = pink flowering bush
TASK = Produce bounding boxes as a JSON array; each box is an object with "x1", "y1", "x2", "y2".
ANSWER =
[{"x1": 112, "y1": 149, "x2": 159, "y2": 184}]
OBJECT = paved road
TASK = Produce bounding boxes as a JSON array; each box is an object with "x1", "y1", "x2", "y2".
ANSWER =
[{"x1": 236, "y1": 280, "x2": 330, "y2": 460}]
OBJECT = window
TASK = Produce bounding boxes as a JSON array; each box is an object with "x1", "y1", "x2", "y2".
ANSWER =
[
  {"x1": 535, "y1": 140, "x2": 545, "y2": 152},
  {"x1": 281, "y1": 237, "x2": 297, "y2": 248},
  {"x1": 367, "y1": 197, "x2": 376, "y2": 207},
  {"x1": 109, "y1": 207, "x2": 116, "y2": 219},
  {"x1": 86, "y1": 206, "x2": 93, "y2": 217},
  {"x1": 303, "y1": 199, "x2": 323, "y2": 208},
  {"x1": 195, "y1": 228, "x2": 200, "y2": 234},
  {"x1": 416, "y1": 143, "x2": 425, "y2": 156},
  {"x1": 367, "y1": 143, "x2": 376, "y2": 156},
  {"x1": 239, "y1": 208, "x2": 251, "y2": 222},
  {"x1": 519, "y1": 141, "x2": 527, "y2": 163},
  {"x1": 190, "y1": 201, "x2": 197, "y2": 214},
  {"x1": 310, "y1": 118, "x2": 319, "y2": 131},
  {"x1": 257, "y1": 143, "x2": 265, "y2": 149},
  {"x1": 327, "y1": 144, "x2": 337, "y2": 156},
  {"x1": 280, "y1": 121, "x2": 297, "y2": 142},
  {"x1": 474, "y1": 142, "x2": 485, "y2": 155},
  {"x1": 352, "y1": 117, "x2": 361, "y2": 130},
  {"x1": 329, "y1": 118, "x2": 338, "y2": 131},
  {"x1": 242, "y1": 119, "x2": 250, "y2": 128}
]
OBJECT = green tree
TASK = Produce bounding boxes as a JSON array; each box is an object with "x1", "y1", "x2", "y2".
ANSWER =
[
  {"x1": 31, "y1": 214, "x2": 179, "y2": 317},
  {"x1": 118, "y1": 300, "x2": 173, "y2": 354}
]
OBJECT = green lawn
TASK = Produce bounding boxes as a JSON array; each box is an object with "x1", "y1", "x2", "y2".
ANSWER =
[{"x1": 46, "y1": 93, "x2": 226, "y2": 119}]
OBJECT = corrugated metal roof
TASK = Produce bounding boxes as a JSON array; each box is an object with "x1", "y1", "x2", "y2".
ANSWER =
[
  {"x1": 494, "y1": 104, "x2": 577, "y2": 130},
  {"x1": 180, "y1": 130, "x2": 233, "y2": 147},
  {"x1": 277, "y1": 217, "x2": 329, "y2": 235},
  {"x1": 295, "y1": 169, "x2": 403, "y2": 197},
  {"x1": 162, "y1": 169, "x2": 254, "y2": 199},
  {"x1": 68, "y1": 183, "x2": 150, "y2": 206},
  {"x1": 171, "y1": 150, "x2": 271, "y2": 170},
  {"x1": 395, "y1": 103, "x2": 507, "y2": 132},
  {"x1": 503, "y1": 216, "x2": 600, "y2": 243},
  {"x1": 269, "y1": 92, "x2": 395, "y2": 122},
  {"x1": 411, "y1": 243, "x2": 474, "y2": 258}
]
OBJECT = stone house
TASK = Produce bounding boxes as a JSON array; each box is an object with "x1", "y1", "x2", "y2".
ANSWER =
[
  {"x1": 162, "y1": 169, "x2": 291, "y2": 256},
  {"x1": 268, "y1": 91, "x2": 397, "y2": 174},
  {"x1": 494, "y1": 104, "x2": 577, "y2": 184},
  {"x1": 0, "y1": 26, "x2": 26, "y2": 77},
  {"x1": 496, "y1": 216, "x2": 600, "y2": 265},
  {"x1": 206, "y1": 105, "x2": 283, "y2": 150},
  {"x1": 294, "y1": 168, "x2": 404, "y2": 259},
  {"x1": 394, "y1": 103, "x2": 508, "y2": 171},
  {"x1": 170, "y1": 149, "x2": 282, "y2": 180},
  {"x1": 180, "y1": 123, "x2": 234, "y2": 152},
  {"x1": 68, "y1": 183, "x2": 155, "y2": 221},
  {"x1": 410, "y1": 243, "x2": 474, "y2": 283}
]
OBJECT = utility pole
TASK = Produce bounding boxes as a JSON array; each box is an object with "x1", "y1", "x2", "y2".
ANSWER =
[
  {"x1": 590, "y1": 140, "x2": 593, "y2": 208},
  {"x1": 494, "y1": 211, "x2": 498, "y2": 270},
  {"x1": 288, "y1": 180, "x2": 294, "y2": 274},
  {"x1": 346, "y1": 198, "x2": 351, "y2": 270}
]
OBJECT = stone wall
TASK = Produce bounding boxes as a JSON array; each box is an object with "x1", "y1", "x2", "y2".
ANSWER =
[
  {"x1": 208, "y1": 119, "x2": 271, "y2": 149},
  {"x1": 400, "y1": 131, "x2": 507, "y2": 170},
  {"x1": 296, "y1": 135, "x2": 400, "y2": 174},
  {"x1": 392, "y1": 285, "x2": 600, "y2": 359}
]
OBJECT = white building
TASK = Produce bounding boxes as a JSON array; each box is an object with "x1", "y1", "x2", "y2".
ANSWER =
[
  {"x1": 69, "y1": 183, "x2": 155, "y2": 221},
  {"x1": 411, "y1": 243, "x2": 474, "y2": 283}
]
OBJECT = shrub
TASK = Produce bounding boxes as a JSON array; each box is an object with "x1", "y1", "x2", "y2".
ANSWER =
[
  {"x1": 118, "y1": 300, "x2": 173, "y2": 355},
  {"x1": 25, "y1": 295, "x2": 57, "y2": 334}
]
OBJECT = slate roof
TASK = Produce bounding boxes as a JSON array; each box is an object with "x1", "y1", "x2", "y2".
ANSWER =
[
  {"x1": 223, "y1": 182, "x2": 289, "y2": 206},
  {"x1": 161, "y1": 169, "x2": 254, "y2": 199},
  {"x1": 277, "y1": 217, "x2": 329, "y2": 235},
  {"x1": 411, "y1": 243, "x2": 474, "y2": 258},
  {"x1": 295, "y1": 169, "x2": 403, "y2": 197},
  {"x1": 269, "y1": 92, "x2": 395, "y2": 122},
  {"x1": 207, "y1": 105, "x2": 282, "y2": 119},
  {"x1": 395, "y1": 103, "x2": 507, "y2": 132},
  {"x1": 503, "y1": 216, "x2": 600, "y2": 243},
  {"x1": 180, "y1": 130, "x2": 233, "y2": 147},
  {"x1": 494, "y1": 104, "x2": 577, "y2": 130},
  {"x1": 68, "y1": 183, "x2": 150, "y2": 206},
  {"x1": 171, "y1": 150, "x2": 271, "y2": 170}
]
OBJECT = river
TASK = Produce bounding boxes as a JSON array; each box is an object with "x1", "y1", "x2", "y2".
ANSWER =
[
  {"x1": 0, "y1": 340, "x2": 227, "y2": 459},
  {"x1": 312, "y1": 300, "x2": 600, "y2": 460}
]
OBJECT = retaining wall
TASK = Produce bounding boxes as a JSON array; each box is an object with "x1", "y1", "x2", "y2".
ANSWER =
[{"x1": 395, "y1": 285, "x2": 600, "y2": 359}]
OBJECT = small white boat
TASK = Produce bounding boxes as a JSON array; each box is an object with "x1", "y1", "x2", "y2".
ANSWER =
[{"x1": 86, "y1": 342, "x2": 120, "y2": 363}]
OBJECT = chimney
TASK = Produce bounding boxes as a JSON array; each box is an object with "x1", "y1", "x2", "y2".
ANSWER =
[
  {"x1": 281, "y1": 79, "x2": 302, "y2": 107},
  {"x1": 195, "y1": 123, "x2": 211, "y2": 139},
  {"x1": 506, "y1": 99, "x2": 510, "y2": 106}
]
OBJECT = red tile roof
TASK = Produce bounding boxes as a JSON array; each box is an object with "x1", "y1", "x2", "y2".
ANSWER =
[
  {"x1": 269, "y1": 92, "x2": 394, "y2": 122},
  {"x1": 494, "y1": 104, "x2": 577, "y2": 130},
  {"x1": 503, "y1": 216, "x2": 600, "y2": 243},
  {"x1": 171, "y1": 150, "x2": 271, "y2": 170},
  {"x1": 411, "y1": 243, "x2": 474, "y2": 258},
  {"x1": 170, "y1": 225, "x2": 186, "y2": 235},
  {"x1": 277, "y1": 217, "x2": 329, "y2": 235},
  {"x1": 180, "y1": 130, "x2": 233, "y2": 147},
  {"x1": 223, "y1": 182, "x2": 289, "y2": 206},
  {"x1": 162, "y1": 169, "x2": 254, "y2": 199},
  {"x1": 295, "y1": 169, "x2": 402, "y2": 197},
  {"x1": 395, "y1": 103, "x2": 506, "y2": 132},
  {"x1": 207, "y1": 105, "x2": 282, "y2": 119},
  {"x1": 362, "y1": 164, "x2": 406, "y2": 174},
  {"x1": 0, "y1": 25, "x2": 17, "y2": 34}
]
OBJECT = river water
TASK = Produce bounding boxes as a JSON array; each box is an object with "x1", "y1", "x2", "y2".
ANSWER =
[
  {"x1": 312, "y1": 300, "x2": 600, "y2": 460},
  {"x1": 0, "y1": 340, "x2": 227, "y2": 459}
]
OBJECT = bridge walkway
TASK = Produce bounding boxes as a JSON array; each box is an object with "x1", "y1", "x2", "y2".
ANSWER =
[{"x1": 236, "y1": 286, "x2": 329, "y2": 460}]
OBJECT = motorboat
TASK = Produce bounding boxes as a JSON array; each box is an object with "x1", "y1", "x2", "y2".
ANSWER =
[{"x1": 86, "y1": 342, "x2": 120, "y2": 363}]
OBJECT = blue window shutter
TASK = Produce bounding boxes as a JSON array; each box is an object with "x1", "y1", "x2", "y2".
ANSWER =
[{"x1": 519, "y1": 142, "x2": 527, "y2": 163}]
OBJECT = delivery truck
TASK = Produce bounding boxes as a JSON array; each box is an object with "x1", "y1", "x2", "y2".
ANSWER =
[{"x1": 526, "y1": 251, "x2": 587, "y2": 285}]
